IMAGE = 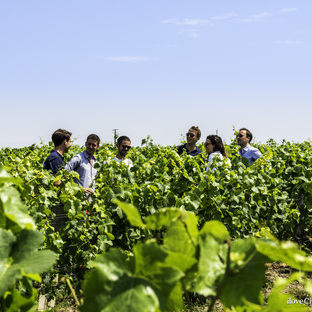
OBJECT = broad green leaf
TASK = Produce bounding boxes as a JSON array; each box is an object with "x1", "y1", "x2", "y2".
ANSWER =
[
  {"x1": 10, "y1": 229, "x2": 43, "y2": 262},
  {"x1": 134, "y1": 241, "x2": 184, "y2": 312},
  {"x1": 192, "y1": 232, "x2": 227, "y2": 296},
  {"x1": 219, "y1": 238, "x2": 269, "y2": 308},
  {"x1": 255, "y1": 238, "x2": 312, "y2": 271},
  {"x1": 82, "y1": 270, "x2": 159, "y2": 312},
  {"x1": 0, "y1": 265, "x2": 21, "y2": 297},
  {"x1": 165, "y1": 250, "x2": 197, "y2": 274},
  {"x1": 0, "y1": 165, "x2": 23, "y2": 186},
  {"x1": 200, "y1": 220, "x2": 229, "y2": 243},
  {"x1": 0, "y1": 228, "x2": 15, "y2": 261},
  {"x1": 83, "y1": 248, "x2": 160, "y2": 312},
  {"x1": 18, "y1": 250, "x2": 57, "y2": 275},
  {"x1": 0, "y1": 228, "x2": 56, "y2": 297},
  {"x1": 0, "y1": 186, "x2": 35, "y2": 231},
  {"x1": 113, "y1": 199, "x2": 145, "y2": 228},
  {"x1": 4, "y1": 286, "x2": 38, "y2": 312},
  {"x1": 134, "y1": 241, "x2": 169, "y2": 276},
  {"x1": 144, "y1": 208, "x2": 183, "y2": 230},
  {"x1": 164, "y1": 220, "x2": 196, "y2": 258}
]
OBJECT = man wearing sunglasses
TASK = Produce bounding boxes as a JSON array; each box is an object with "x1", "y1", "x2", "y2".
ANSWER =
[
  {"x1": 176, "y1": 126, "x2": 202, "y2": 156},
  {"x1": 113, "y1": 136, "x2": 133, "y2": 168},
  {"x1": 237, "y1": 128, "x2": 262, "y2": 165}
]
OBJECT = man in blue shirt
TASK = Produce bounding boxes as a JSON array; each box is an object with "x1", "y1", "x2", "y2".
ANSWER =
[
  {"x1": 43, "y1": 129, "x2": 72, "y2": 184},
  {"x1": 65, "y1": 134, "x2": 100, "y2": 195},
  {"x1": 237, "y1": 128, "x2": 262, "y2": 165},
  {"x1": 176, "y1": 126, "x2": 202, "y2": 156}
]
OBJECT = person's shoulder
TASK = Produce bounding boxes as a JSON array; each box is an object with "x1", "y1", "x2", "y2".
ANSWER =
[
  {"x1": 66, "y1": 152, "x2": 83, "y2": 168},
  {"x1": 176, "y1": 144, "x2": 186, "y2": 155},
  {"x1": 176, "y1": 144, "x2": 186, "y2": 150},
  {"x1": 191, "y1": 146, "x2": 202, "y2": 156},
  {"x1": 249, "y1": 145, "x2": 261, "y2": 152},
  {"x1": 47, "y1": 150, "x2": 62, "y2": 160},
  {"x1": 209, "y1": 151, "x2": 221, "y2": 160}
]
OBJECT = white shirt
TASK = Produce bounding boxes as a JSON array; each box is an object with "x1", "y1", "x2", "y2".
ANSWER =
[
  {"x1": 65, "y1": 151, "x2": 97, "y2": 189},
  {"x1": 206, "y1": 151, "x2": 231, "y2": 172},
  {"x1": 113, "y1": 157, "x2": 133, "y2": 168}
]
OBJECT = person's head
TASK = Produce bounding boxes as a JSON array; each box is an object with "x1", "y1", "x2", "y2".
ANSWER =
[
  {"x1": 116, "y1": 136, "x2": 131, "y2": 159},
  {"x1": 237, "y1": 128, "x2": 252, "y2": 148},
  {"x1": 52, "y1": 129, "x2": 72, "y2": 152},
  {"x1": 205, "y1": 135, "x2": 227, "y2": 157},
  {"x1": 186, "y1": 126, "x2": 201, "y2": 145},
  {"x1": 85, "y1": 134, "x2": 100, "y2": 156}
]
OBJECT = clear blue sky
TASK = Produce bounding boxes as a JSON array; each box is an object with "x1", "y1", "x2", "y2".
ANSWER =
[{"x1": 1, "y1": 0, "x2": 311, "y2": 148}]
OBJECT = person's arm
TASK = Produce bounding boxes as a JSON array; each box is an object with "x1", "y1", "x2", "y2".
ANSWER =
[
  {"x1": 206, "y1": 153, "x2": 215, "y2": 171},
  {"x1": 46, "y1": 157, "x2": 64, "y2": 186},
  {"x1": 52, "y1": 173, "x2": 62, "y2": 186},
  {"x1": 254, "y1": 148, "x2": 262, "y2": 160},
  {"x1": 176, "y1": 145, "x2": 183, "y2": 155},
  {"x1": 83, "y1": 187, "x2": 94, "y2": 194},
  {"x1": 65, "y1": 155, "x2": 93, "y2": 194},
  {"x1": 64, "y1": 155, "x2": 80, "y2": 172},
  {"x1": 49, "y1": 157, "x2": 63, "y2": 175}
]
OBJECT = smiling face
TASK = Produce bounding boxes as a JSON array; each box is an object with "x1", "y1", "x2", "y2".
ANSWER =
[
  {"x1": 117, "y1": 140, "x2": 131, "y2": 158},
  {"x1": 63, "y1": 138, "x2": 72, "y2": 153},
  {"x1": 186, "y1": 128, "x2": 199, "y2": 144},
  {"x1": 237, "y1": 130, "x2": 250, "y2": 148},
  {"x1": 205, "y1": 139, "x2": 214, "y2": 155},
  {"x1": 85, "y1": 138, "x2": 99, "y2": 156}
]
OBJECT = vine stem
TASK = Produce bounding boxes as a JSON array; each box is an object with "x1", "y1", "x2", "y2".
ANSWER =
[
  {"x1": 181, "y1": 219, "x2": 196, "y2": 248},
  {"x1": 182, "y1": 282, "x2": 193, "y2": 308},
  {"x1": 66, "y1": 278, "x2": 80, "y2": 306}
]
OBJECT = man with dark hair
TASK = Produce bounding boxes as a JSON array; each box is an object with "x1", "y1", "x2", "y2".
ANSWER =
[
  {"x1": 43, "y1": 129, "x2": 72, "y2": 229},
  {"x1": 176, "y1": 126, "x2": 202, "y2": 156},
  {"x1": 43, "y1": 129, "x2": 72, "y2": 175},
  {"x1": 113, "y1": 136, "x2": 133, "y2": 167},
  {"x1": 237, "y1": 128, "x2": 262, "y2": 165},
  {"x1": 65, "y1": 134, "x2": 100, "y2": 194}
]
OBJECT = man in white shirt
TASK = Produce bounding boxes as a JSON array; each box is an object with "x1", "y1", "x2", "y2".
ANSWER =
[
  {"x1": 113, "y1": 136, "x2": 133, "y2": 168},
  {"x1": 65, "y1": 134, "x2": 100, "y2": 194}
]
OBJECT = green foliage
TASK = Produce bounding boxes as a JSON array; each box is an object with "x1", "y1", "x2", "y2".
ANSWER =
[
  {"x1": 0, "y1": 166, "x2": 56, "y2": 311},
  {"x1": 83, "y1": 203, "x2": 312, "y2": 312},
  {"x1": 2, "y1": 138, "x2": 312, "y2": 310}
]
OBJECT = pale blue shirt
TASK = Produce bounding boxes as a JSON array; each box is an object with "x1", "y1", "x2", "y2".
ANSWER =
[
  {"x1": 239, "y1": 145, "x2": 262, "y2": 166},
  {"x1": 65, "y1": 151, "x2": 97, "y2": 190}
]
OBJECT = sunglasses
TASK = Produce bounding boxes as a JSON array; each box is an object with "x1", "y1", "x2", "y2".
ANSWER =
[
  {"x1": 186, "y1": 133, "x2": 195, "y2": 138},
  {"x1": 237, "y1": 134, "x2": 244, "y2": 138},
  {"x1": 204, "y1": 142, "x2": 212, "y2": 147},
  {"x1": 122, "y1": 145, "x2": 131, "y2": 150}
]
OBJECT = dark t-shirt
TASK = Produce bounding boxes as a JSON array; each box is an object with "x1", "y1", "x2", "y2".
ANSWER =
[
  {"x1": 176, "y1": 144, "x2": 202, "y2": 156},
  {"x1": 43, "y1": 150, "x2": 64, "y2": 174}
]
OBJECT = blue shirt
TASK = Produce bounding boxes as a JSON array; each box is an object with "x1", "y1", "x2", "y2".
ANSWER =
[
  {"x1": 239, "y1": 145, "x2": 262, "y2": 165},
  {"x1": 177, "y1": 144, "x2": 202, "y2": 156},
  {"x1": 43, "y1": 150, "x2": 64, "y2": 174},
  {"x1": 65, "y1": 151, "x2": 98, "y2": 190}
]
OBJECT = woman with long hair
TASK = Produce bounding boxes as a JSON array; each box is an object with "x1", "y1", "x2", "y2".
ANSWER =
[{"x1": 205, "y1": 134, "x2": 230, "y2": 172}]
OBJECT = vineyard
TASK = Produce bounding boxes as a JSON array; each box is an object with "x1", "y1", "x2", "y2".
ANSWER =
[{"x1": 2, "y1": 136, "x2": 312, "y2": 311}]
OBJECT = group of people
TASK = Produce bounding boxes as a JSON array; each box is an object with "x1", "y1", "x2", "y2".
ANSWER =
[
  {"x1": 176, "y1": 126, "x2": 262, "y2": 170},
  {"x1": 43, "y1": 126, "x2": 262, "y2": 194},
  {"x1": 43, "y1": 129, "x2": 132, "y2": 194}
]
